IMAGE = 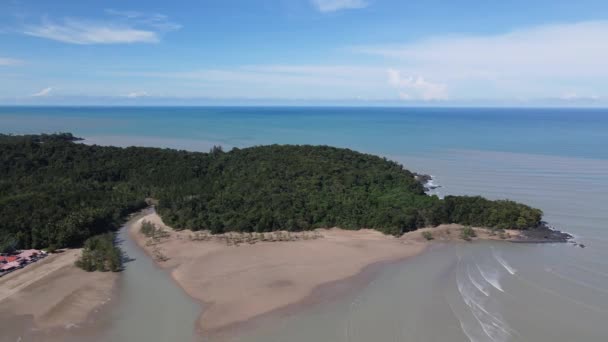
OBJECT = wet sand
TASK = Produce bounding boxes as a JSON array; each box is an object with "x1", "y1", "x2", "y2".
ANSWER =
[
  {"x1": 129, "y1": 212, "x2": 429, "y2": 333},
  {"x1": 0, "y1": 249, "x2": 117, "y2": 340},
  {"x1": 0, "y1": 212, "x2": 523, "y2": 341},
  {"x1": 129, "y1": 211, "x2": 517, "y2": 335}
]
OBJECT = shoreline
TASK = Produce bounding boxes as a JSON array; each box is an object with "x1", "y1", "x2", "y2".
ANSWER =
[
  {"x1": 126, "y1": 209, "x2": 561, "y2": 338},
  {"x1": 0, "y1": 248, "x2": 117, "y2": 340},
  {"x1": 0, "y1": 207, "x2": 570, "y2": 341},
  {"x1": 128, "y1": 211, "x2": 429, "y2": 335},
  {"x1": 206, "y1": 244, "x2": 443, "y2": 340}
]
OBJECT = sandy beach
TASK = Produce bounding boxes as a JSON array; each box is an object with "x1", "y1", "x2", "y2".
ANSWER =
[
  {"x1": 129, "y1": 211, "x2": 517, "y2": 335},
  {"x1": 0, "y1": 248, "x2": 117, "y2": 339}
]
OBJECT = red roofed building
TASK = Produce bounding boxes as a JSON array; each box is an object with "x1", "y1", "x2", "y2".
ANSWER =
[
  {"x1": 0, "y1": 261, "x2": 20, "y2": 271},
  {"x1": 0, "y1": 255, "x2": 19, "y2": 263}
]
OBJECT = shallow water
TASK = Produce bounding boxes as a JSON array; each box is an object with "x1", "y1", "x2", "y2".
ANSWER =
[
  {"x1": 90, "y1": 211, "x2": 201, "y2": 342},
  {"x1": 1, "y1": 107, "x2": 607, "y2": 341}
]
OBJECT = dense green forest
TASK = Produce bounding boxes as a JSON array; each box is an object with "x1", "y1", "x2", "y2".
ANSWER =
[{"x1": 0, "y1": 133, "x2": 543, "y2": 250}]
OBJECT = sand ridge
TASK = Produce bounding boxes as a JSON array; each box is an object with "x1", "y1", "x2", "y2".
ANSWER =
[
  {"x1": 0, "y1": 248, "x2": 117, "y2": 333},
  {"x1": 130, "y1": 212, "x2": 432, "y2": 333},
  {"x1": 129, "y1": 211, "x2": 525, "y2": 335}
]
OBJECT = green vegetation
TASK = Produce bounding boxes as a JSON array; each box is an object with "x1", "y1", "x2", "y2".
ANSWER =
[
  {"x1": 140, "y1": 220, "x2": 159, "y2": 238},
  {"x1": 0, "y1": 235, "x2": 17, "y2": 254},
  {"x1": 0, "y1": 133, "x2": 543, "y2": 251},
  {"x1": 140, "y1": 220, "x2": 169, "y2": 241},
  {"x1": 421, "y1": 231, "x2": 434, "y2": 241},
  {"x1": 460, "y1": 226, "x2": 477, "y2": 241},
  {"x1": 75, "y1": 233, "x2": 122, "y2": 272}
]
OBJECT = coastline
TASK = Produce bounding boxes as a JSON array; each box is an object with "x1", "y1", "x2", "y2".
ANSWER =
[
  {"x1": 206, "y1": 245, "x2": 440, "y2": 340},
  {"x1": 128, "y1": 211, "x2": 429, "y2": 335},
  {"x1": 126, "y1": 209, "x2": 558, "y2": 337},
  {"x1": 0, "y1": 248, "x2": 117, "y2": 340},
  {"x1": 0, "y1": 210, "x2": 573, "y2": 341}
]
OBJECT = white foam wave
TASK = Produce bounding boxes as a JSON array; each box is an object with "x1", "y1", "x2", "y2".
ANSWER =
[
  {"x1": 447, "y1": 294, "x2": 485, "y2": 342},
  {"x1": 476, "y1": 262, "x2": 504, "y2": 292},
  {"x1": 457, "y1": 261, "x2": 514, "y2": 342},
  {"x1": 467, "y1": 264, "x2": 490, "y2": 296},
  {"x1": 492, "y1": 249, "x2": 516, "y2": 275}
]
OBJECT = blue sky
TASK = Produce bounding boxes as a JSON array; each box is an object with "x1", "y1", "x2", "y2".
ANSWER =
[{"x1": 1, "y1": 0, "x2": 607, "y2": 106}]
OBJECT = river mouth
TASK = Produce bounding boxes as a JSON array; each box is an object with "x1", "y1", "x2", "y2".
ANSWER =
[{"x1": 87, "y1": 210, "x2": 202, "y2": 342}]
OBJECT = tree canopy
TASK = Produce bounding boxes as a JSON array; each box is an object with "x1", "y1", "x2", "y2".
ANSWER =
[
  {"x1": 0, "y1": 133, "x2": 543, "y2": 249},
  {"x1": 75, "y1": 233, "x2": 122, "y2": 272}
]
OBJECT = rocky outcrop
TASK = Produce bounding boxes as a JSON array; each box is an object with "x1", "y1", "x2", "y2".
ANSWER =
[
  {"x1": 413, "y1": 173, "x2": 441, "y2": 192},
  {"x1": 512, "y1": 222, "x2": 573, "y2": 243}
]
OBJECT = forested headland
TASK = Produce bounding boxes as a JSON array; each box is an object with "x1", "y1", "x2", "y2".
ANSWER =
[{"x1": 0, "y1": 133, "x2": 543, "y2": 251}]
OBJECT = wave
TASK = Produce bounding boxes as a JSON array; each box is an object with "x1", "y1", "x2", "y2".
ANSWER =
[
  {"x1": 467, "y1": 264, "x2": 490, "y2": 296},
  {"x1": 476, "y1": 262, "x2": 504, "y2": 292},
  {"x1": 491, "y1": 248, "x2": 516, "y2": 275},
  {"x1": 457, "y1": 260, "x2": 515, "y2": 342},
  {"x1": 447, "y1": 294, "x2": 486, "y2": 342}
]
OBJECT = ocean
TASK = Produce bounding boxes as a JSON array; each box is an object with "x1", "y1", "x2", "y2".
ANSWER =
[{"x1": 1, "y1": 106, "x2": 607, "y2": 341}]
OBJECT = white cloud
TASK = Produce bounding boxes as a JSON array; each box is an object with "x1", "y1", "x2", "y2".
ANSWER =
[
  {"x1": 352, "y1": 21, "x2": 608, "y2": 101},
  {"x1": 311, "y1": 0, "x2": 368, "y2": 13},
  {"x1": 559, "y1": 92, "x2": 600, "y2": 101},
  {"x1": 0, "y1": 57, "x2": 23, "y2": 66},
  {"x1": 125, "y1": 91, "x2": 149, "y2": 98},
  {"x1": 357, "y1": 21, "x2": 608, "y2": 80},
  {"x1": 119, "y1": 65, "x2": 386, "y2": 88},
  {"x1": 22, "y1": 11, "x2": 180, "y2": 45},
  {"x1": 387, "y1": 69, "x2": 447, "y2": 101},
  {"x1": 31, "y1": 87, "x2": 53, "y2": 97},
  {"x1": 109, "y1": 65, "x2": 392, "y2": 100},
  {"x1": 23, "y1": 19, "x2": 158, "y2": 44}
]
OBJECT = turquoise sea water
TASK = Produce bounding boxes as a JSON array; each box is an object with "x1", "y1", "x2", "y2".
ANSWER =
[
  {"x1": 1, "y1": 106, "x2": 607, "y2": 342},
  {"x1": 1, "y1": 107, "x2": 607, "y2": 159}
]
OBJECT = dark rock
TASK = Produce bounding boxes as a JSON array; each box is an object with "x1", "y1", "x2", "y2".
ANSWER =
[
  {"x1": 414, "y1": 173, "x2": 440, "y2": 193},
  {"x1": 413, "y1": 173, "x2": 433, "y2": 184},
  {"x1": 511, "y1": 222, "x2": 572, "y2": 243}
]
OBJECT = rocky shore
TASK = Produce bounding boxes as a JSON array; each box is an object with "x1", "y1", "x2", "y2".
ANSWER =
[
  {"x1": 412, "y1": 172, "x2": 576, "y2": 246},
  {"x1": 414, "y1": 173, "x2": 441, "y2": 192},
  {"x1": 511, "y1": 222, "x2": 573, "y2": 244}
]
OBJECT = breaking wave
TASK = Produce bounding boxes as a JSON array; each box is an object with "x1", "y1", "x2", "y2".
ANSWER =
[
  {"x1": 476, "y1": 262, "x2": 504, "y2": 292},
  {"x1": 467, "y1": 264, "x2": 490, "y2": 296},
  {"x1": 492, "y1": 248, "x2": 516, "y2": 275},
  {"x1": 456, "y1": 259, "x2": 515, "y2": 342}
]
